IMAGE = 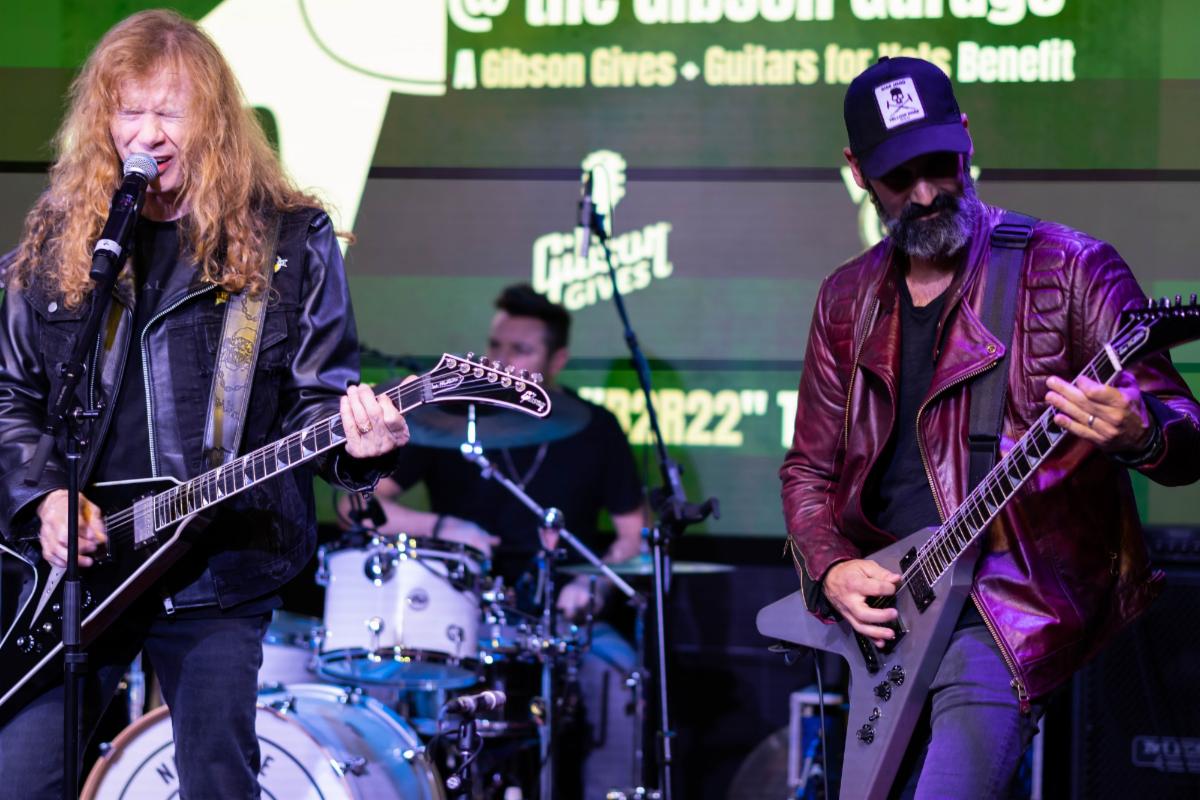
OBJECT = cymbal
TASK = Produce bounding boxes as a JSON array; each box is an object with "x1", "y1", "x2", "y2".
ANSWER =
[
  {"x1": 557, "y1": 554, "x2": 733, "y2": 577},
  {"x1": 404, "y1": 388, "x2": 592, "y2": 450}
]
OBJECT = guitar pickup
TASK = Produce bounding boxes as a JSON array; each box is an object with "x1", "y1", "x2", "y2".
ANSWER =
[
  {"x1": 131, "y1": 494, "x2": 159, "y2": 550},
  {"x1": 900, "y1": 546, "x2": 936, "y2": 612}
]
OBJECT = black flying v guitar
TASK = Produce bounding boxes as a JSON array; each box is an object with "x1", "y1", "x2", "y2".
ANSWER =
[
  {"x1": 0, "y1": 353, "x2": 550, "y2": 722},
  {"x1": 757, "y1": 296, "x2": 1200, "y2": 800}
]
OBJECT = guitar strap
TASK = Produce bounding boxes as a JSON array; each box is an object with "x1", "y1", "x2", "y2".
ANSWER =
[
  {"x1": 968, "y1": 210, "x2": 1037, "y2": 489},
  {"x1": 201, "y1": 214, "x2": 280, "y2": 468}
]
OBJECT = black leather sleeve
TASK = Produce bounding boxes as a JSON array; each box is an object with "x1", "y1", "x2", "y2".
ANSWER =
[
  {"x1": 279, "y1": 211, "x2": 396, "y2": 492},
  {"x1": 0, "y1": 282, "x2": 70, "y2": 540}
]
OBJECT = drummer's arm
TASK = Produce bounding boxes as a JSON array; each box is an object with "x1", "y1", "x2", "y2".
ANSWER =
[
  {"x1": 557, "y1": 507, "x2": 645, "y2": 618},
  {"x1": 606, "y1": 508, "x2": 644, "y2": 563},
  {"x1": 340, "y1": 478, "x2": 502, "y2": 554}
]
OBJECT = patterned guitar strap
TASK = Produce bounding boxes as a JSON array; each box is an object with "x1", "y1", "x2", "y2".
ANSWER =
[{"x1": 201, "y1": 215, "x2": 281, "y2": 468}]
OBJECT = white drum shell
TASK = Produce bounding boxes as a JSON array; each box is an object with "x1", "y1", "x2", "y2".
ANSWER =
[
  {"x1": 81, "y1": 683, "x2": 444, "y2": 800},
  {"x1": 259, "y1": 610, "x2": 320, "y2": 689},
  {"x1": 319, "y1": 539, "x2": 483, "y2": 687}
]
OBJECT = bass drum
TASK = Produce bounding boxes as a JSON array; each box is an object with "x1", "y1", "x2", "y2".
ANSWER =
[{"x1": 81, "y1": 683, "x2": 444, "y2": 800}]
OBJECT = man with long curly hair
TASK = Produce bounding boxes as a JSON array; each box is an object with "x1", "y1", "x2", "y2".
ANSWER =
[{"x1": 0, "y1": 10, "x2": 409, "y2": 797}]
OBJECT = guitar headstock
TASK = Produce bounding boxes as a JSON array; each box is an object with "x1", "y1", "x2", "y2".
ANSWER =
[
  {"x1": 422, "y1": 353, "x2": 552, "y2": 417},
  {"x1": 1114, "y1": 294, "x2": 1200, "y2": 366}
]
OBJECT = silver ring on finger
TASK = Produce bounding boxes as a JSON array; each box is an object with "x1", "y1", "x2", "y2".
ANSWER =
[{"x1": 1086, "y1": 413, "x2": 1096, "y2": 428}]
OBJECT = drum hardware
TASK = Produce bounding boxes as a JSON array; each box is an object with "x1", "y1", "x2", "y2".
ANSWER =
[
  {"x1": 367, "y1": 616, "x2": 386, "y2": 661},
  {"x1": 453, "y1": 406, "x2": 647, "y2": 800},
  {"x1": 365, "y1": 549, "x2": 396, "y2": 583},
  {"x1": 268, "y1": 694, "x2": 297, "y2": 714},
  {"x1": 334, "y1": 756, "x2": 369, "y2": 777}
]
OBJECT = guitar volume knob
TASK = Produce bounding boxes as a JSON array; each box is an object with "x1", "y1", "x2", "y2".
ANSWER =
[
  {"x1": 874, "y1": 681, "x2": 892, "y2": 702},
  {"x1": 856, "y1": 724, "x2": 875, "y2": 745},
  {"x1": 888, "y1": 665, "x2": 906, "y2": 686}
]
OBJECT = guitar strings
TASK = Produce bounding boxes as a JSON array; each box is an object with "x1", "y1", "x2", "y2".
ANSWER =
[
  {"x1": 100, "y1": 372, "x2": 516, "y2": 544},
  {"x1": 98, "y1": 370, "x2": 539, "y2": 546},
  {"x1": 865, "y1": 311, "x2": 1139, "y2": 611}
]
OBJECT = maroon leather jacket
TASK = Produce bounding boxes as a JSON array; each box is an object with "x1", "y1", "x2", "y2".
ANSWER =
[{"x1": 780, "y1": 204, "x2": 1200, "y2": 701}]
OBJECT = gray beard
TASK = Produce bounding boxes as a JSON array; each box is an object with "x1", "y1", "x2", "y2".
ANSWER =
[{"x1": 871, "y1": 175, "x2": 983, "y2": 261}]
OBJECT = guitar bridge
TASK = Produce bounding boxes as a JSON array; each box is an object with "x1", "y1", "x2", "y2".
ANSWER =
[{"x1": 854, "y1": 596, "x2": 906, "y2": 672}]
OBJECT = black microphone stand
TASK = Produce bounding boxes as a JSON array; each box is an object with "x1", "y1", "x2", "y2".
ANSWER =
[
  {"x1": 23, "y1": 170, "x2": 146, "y2": 800},
  {"x1": 24, "y1": 272, "x2": 122, "y2": 800},
  {"x1": 581, "y1": 187, "x2": 719, "y2": 800},
  {"x1": 444, "y1": 716, "x2": 481, "y2": 799}
]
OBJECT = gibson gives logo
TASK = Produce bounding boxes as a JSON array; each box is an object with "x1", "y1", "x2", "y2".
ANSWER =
[{"x1": 532, "y1": 150, "x2": 674, "y2": 311}]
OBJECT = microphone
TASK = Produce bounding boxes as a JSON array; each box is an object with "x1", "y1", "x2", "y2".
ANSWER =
[
  {"x1": 362, "y1": 494, "x2": 387, "y2": 527},
  {"x1": 441, "y1": 689, "x2": 506, "y2": 717},
  {"x1": 90, "y1": 153, "x2": 159, "y2": 281},
  {"x1": 575, "y1": 168, "x2": 594, "y2": 264}
]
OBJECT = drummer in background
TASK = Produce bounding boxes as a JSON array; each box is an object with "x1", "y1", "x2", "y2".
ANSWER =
[{"x1": 366, "y1": 282, "x2": 645, "y2": 797}]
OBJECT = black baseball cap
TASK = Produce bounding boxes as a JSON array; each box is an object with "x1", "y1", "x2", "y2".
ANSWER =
[{"x1": 844, "y1": 56, "x2": 970, "y2": 179}]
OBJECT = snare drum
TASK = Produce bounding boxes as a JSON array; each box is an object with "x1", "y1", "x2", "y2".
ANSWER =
[
  {"x1": 318, "y1": 535, "x2": 485, "y2": 689},
  {"x1": 81, "y1": 683, "x2": 444, "y2": 799}
]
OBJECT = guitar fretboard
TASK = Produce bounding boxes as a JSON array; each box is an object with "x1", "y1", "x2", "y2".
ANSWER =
[
  {"x1": 907, "y1": 320, "x2": 1149, "y2": 589},
  {"x1": 100, "y1": 354, "x2": 547, "y2": 545}
]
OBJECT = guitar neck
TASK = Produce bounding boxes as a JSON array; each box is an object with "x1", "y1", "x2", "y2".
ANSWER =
[
  {"x1": 106, "y1": 352, "x2": 550, "y2": 537},
  {"x1": 912, "y1": 330, "x2": 1132, "y2": 587},
  {"x1": 109, "y1": 377, "x2": 428, "y2": 532}
]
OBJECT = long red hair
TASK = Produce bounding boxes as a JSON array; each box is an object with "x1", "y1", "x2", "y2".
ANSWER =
[{"x1": 8, "y1": 9, "x2": 321, "y2": 307}]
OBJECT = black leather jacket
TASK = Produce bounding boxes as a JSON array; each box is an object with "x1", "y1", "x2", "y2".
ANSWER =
[{"x1": 0, "y1": 207, "x2": 380, "y2": 607}]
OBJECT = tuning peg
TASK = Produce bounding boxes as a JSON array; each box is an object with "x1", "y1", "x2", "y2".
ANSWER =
[
  {"x1": 491, "y1": 360, "x2": 504, "y2": 371},
  {"x1": 1175, "y1": 294, "x2": 1183, "y2": 307},
  {"x1": 1191, "y1": 293, "x2": 1198, "y2": 306},
  {"x1": 479, "y1": 355, "x2": 490, "y2": 366},
  {"x1": 532, "y1": 372, "x2": 544, "y2": 383},
  {"x1": 505, "y1": 364, "x2": 515, "y2": 373},
  {"x1": 519, "y1": 369, "x2": 529, "y2": 379},
  {"x1": 465, "y1": 351, "x2": 475, "y2": 361}
]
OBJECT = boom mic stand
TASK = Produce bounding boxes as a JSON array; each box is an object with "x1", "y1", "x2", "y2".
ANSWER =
[
  {"x1": 23, "y1": 154, "x2": 154, "y2": 799},
  {"x1": 23, "y1": 243, "x2": 126, "y2": 800},
  {"x1": 580, "y1": 187, "x2": 719, "y2": 800},
  {"x1": 457, "y1": 406, "x2": 647, "y2": 799}
]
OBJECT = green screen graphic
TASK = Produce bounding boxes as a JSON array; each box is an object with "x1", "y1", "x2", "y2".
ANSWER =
[{"x1": 2, "y1": 0, "x2": 1197, "y2": 535}]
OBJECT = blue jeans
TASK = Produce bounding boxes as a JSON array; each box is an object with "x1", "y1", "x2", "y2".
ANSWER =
[
  {"x1": 894, "y1": 621, "x2": 1044, "y2": 799},
  {"x1": 0, "y1": 607, "x2": 270, "y2": 799}
]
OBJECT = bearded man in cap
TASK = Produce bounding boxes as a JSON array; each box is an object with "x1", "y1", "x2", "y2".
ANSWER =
[{"x1": 780, "y1": 56, "x2": 1200, "y2": 795}]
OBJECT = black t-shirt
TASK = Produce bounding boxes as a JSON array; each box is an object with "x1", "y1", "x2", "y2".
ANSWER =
[
  {"x1": 91, "y1": 217, "x2": 180, "y2": 484},
  {"x1": 89, "y1": 217, "x2": 280, "y2": 618},
  {"x1": 866, "y1": 279, "x2": 947, "y2": 538},
  {"x1": 391, "y1": 392, "x2": 643, "y2": 586}
]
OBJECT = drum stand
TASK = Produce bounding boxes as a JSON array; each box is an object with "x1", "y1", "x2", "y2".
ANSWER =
[{"x1": 459, "y1": 424, "x2": 646, "y2": 799}]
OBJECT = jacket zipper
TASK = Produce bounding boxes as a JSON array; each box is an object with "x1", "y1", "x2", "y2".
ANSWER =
[
  {"x1": 140, "y1": 286, "x2": 216, "y2": 477},
  {"x1": 913, "y1": 356, "x2": 1031, "y2": 711},
  {"x1": 972, "y1": 591, "x2": 1031, "y2": 712}
]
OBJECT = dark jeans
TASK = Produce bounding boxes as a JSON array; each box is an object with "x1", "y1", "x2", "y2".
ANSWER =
[
  {"x1": 0, "y1": 606, "x2": 270, "y2": 799},
  {"x1": 894, "y1": 621, "x2": 1044, "y2": 799}
]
